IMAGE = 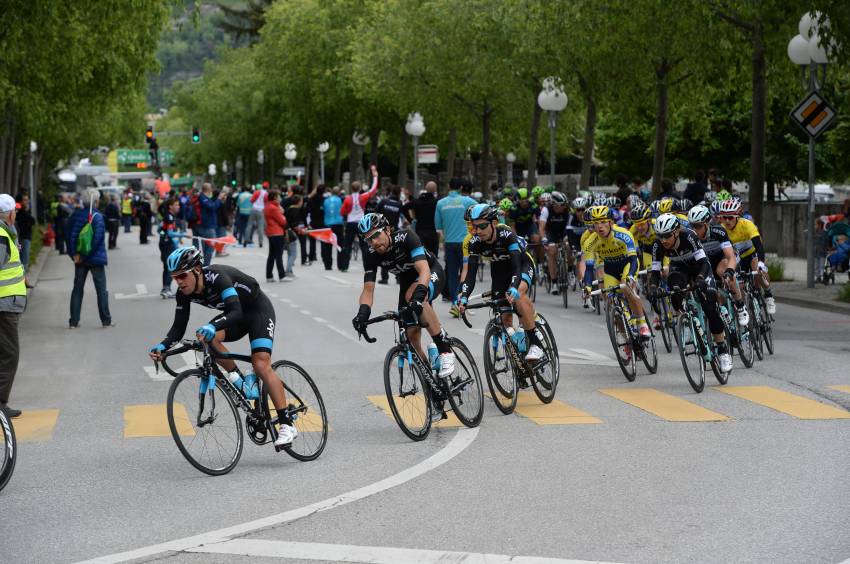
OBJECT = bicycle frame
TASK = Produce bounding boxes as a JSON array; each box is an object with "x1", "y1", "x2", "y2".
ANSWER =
[{"x1": 463, "y1": 294, "x2": 534, "y2": 379}]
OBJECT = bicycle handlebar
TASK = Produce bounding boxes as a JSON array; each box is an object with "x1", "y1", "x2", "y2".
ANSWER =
[
  {"x1": 356, "y1": 305, "x2": 428, "y2": 343},
  {"x1": 157, "y1": 339, "x2": 204, "y2": 377},
  {"x1": 459, "y1": 290, "x2": 511, "y2": 328}
]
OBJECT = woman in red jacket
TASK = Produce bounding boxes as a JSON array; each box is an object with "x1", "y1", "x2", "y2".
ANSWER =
[{"x1": 263, "y1": 190, "x2": 287, "y2": 282}]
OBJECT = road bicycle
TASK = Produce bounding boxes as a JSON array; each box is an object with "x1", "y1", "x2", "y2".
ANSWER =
[
  {"x1": 591, "y1": 282, "x2": 658, "y2": 381},
  {"x1": 717, "y1": 284, "x2": 754, "y2": 369},
  {"x1": 461, "y1": 291, "x2": 559, "y2": 414},
  {"x1": 357, "y1": 306, "x2": 483, "y2": 441},
  {"x1": 0, "y1": 408, "x2": 15, "y2": 493},
  {"x1": 649, "y1": 289, "x2": 676, "y2": 354},
  {"x1": 158, "y1": 340, "x2": 328, "y2": 475},
  {"x1": 552, "y1": 241, "x2": 577, "y2": 308},
  {"x1": 664, "y1": 286, "x2": 729, "y2": 393},
  {"x1": 742, "y1": 271, "x2": 774, "y2": 358}
]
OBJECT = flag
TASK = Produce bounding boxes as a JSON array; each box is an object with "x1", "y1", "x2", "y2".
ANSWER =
[
  {"x1": 307, "y1": 228, "x2": 341, "y2": 251},
  {"x1": 194, "y1": 234, "x2": 237, "y2": 253}
]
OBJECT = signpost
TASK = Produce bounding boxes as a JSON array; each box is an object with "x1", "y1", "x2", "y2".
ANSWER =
[{"x1": 417, "y1": 144, "x2": 439, "y2": 164}]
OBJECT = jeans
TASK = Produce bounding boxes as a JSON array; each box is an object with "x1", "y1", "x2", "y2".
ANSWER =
[
  {"x1": 107, "y1": 219, "x2": 119, "y2": 249},
  {"x1": 19, "y1": 239, "x2": 30, "y2": 273},
  {"x1": 286, "y1": 238, "x2": 298, "y2": 274},
  {"x1": 235, "y1": 213, "x2": 250, "y2": 245},
  {"x1": 69, "y1": 264, "x2": 111, "y2": 326},
  {"x1": 444, "y1": 242, "x2": 463, "y2": 301},
  {"x1": 308, "y1": 235, "x2": 317, "y2": 262},
  {"x1": 321, "y1": 224, "x2": 344, "y2": 270},
  {"x1": 246, "y1": 209, "x2": 264, "y2": 247},
  {"x1": 267, "y1": 235, "x2": 286, "y2": 279},
  {"x1": 55, "y1": 220, "x2": 66, "y2": 254},
  {"x1": 122, "y1": 214, "x2": 132, "y2": 233},
  {"x1": 298, "y1": 233, "x2": 309, "y2": 264},
  {"x1": 338, "y1": 222, "x2": 366, "y2": 271},
  {"x1": 194, "y1": 226, "x2": 217, "y2": 266}
]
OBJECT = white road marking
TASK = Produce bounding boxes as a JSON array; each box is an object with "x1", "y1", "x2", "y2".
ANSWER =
[
  {"x1": 188, "y1": 538, "x2": 619, "y2": 564},
  {"x1": 324, "y1": 275, "x2": 355, "y2": 286},
  {"x1": 267, "y1": 292, "x2": 279, "y2": 298},
  {"x1": 142, "y1": 366, "x2": 171, "y2": 382},
  {"x1": 143, "y1": 352, "x2": 199, "y2": 382},
  {"x1": 279, "y1": 298, "x2": 292, "y2": 303},
  {"x1": 325, "y1": 324, "x2": 363, "y2": 345},
  {"x1": 559, "y1": 348, "x2": 618, "y2": 367},
  {"x1": 77, "y1": 428, "x2": 479, "y2": 564},
  {"x1": 300, "y1": 310, "x2": 311, "y2": 315},
  {"x1": 116, "y1": 283, "x2": 151, "y2": 300},
  {"x1": 313, "y1": 317, "x2": 327, "y2": 323}
]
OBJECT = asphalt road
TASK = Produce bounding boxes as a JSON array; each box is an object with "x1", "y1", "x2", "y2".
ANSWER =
[{"x1": 2, "y1": 227, "x2": 849, "y2": 564}]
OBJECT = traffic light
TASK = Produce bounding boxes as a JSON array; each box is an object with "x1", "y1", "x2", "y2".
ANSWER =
[
  {"x1": 145, "y1": 126, "x2": 154, "y2": 144},
  {"x1": 191, "y1": 127, "x2": 200, "y2": 144},
  {"x1": 230, "y1": 177, "x2": 237, "y2": 187}
]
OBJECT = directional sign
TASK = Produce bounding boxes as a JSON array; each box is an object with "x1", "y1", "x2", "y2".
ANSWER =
[
  {"x1": 790, "y1": 91, "x2": 837, "y2": 139},
  {"x1": 117, "y1": 148, "x2": 175, "y2": 167},
  {"x1": 417, "y1": 144, "x2": 439, "y2": 164},
  {"x1": 281, "y1": 166, "x2": 305, "y2": 176}
]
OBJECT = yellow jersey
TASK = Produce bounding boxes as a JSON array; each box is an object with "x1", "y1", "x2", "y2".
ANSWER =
[
  {"x1": 722, "y1": 217, "x2": 760, "y2": 258},
  {"x1": 580, "y1": 229, "x2": 598, "y2": 264}
]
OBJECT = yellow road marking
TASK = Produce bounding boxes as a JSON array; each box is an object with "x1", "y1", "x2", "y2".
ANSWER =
[
  {"x1": 367, "y1": 395, "x2": 464, "y2": 428},
  {"x1": 13, "y1": 409, "x2": 60, "y2": 442},
  {"x1": 600, "y1": 388, "x2": 729, "y2": 422},
  {"x1": 716, "y1": 386, "x2": 850, "y2": 419},
  {"x1": 124, "y1": 404, "x2": 195, "y2": 438},
  {"x1": 828, "y1": 385, "x2": 850, "y2": 394},
  {"x1": 513, "y1": 392, "x2": 602, "y2": 425}
]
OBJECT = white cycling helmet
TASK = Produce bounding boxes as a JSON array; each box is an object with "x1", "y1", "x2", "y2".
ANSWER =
[
  {"x1": 654, "y1": 213, "x2": 680, "y2": 235},
  {"x1": 687, "y1": 204, "x2": 712, "y2": 225}
]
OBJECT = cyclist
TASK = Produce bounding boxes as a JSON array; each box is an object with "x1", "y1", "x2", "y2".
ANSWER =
[
  {"x1": 148, "y1": 247, "x2": 297, "y2": 447},
  {"x1": 539, "y1": 191, "x2": 571, "y2": 294},
  {"x1": 713, "y1": 198, "x2": 775, "y2": 315},
  {"x1": 650, "y1": 197, "x2": 675, "y2": 219},
  {"x1": 688, "y1": 204, "x2": 749, "y2": 327},
  {"x1": 498, "y1": 198, "x2": 514, "y2": 224},
  {"x1": 586, "y1": 205, "x2": 650, "y2": 342},
  {"x1": 351, "y1": 213, "x2": 456, "y2": 384},
  {"x1": 578, "y1": 207, "x2": 600, "y2": 308},
  {"x1": 509, "y1": 188, "x2": 540, "y2": 244},
  {"x1": 647, "y1": 214, "x2": 733, "y2": 373},
  {"x1": 457, "y1": 204, "x2": 546, "y2": 362}
]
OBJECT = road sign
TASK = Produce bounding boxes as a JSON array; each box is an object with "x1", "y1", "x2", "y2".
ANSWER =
[
  {"x1": 417, "y1": 144, "x2": 439, "y2": 164},
  {"x1": 282, "y1": 166, "x2": 305, "y2": 176},
  {"x1": 790, "y1": 91, "x2": 837, "y2": 139},
  {"x1": 117, "y1": 149, "x2": 174, "y2": 167}
]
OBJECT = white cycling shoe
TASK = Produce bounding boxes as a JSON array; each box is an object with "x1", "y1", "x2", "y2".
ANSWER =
[
  {"x1": 525, "y1": 345, "x2": 544, "y2": 363},
  {"x1": 718, "y1": 352, "x2": 733, "y2": 373},
  {"x1": 438, "y1": 353, "x2": 456, "y2": 379},
  {"x1": 765, "y1": 297, "x2": 776, "y2": 315},
  {"x1": 736, "y1": 307, "x2": 750, "y2": 327},
  {"x1": 274, "y1": 424, "x2": 298, "y2": 447}
]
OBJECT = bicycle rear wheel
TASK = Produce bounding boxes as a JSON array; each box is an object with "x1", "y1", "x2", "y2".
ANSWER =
[
  {"x1": 747, "y1": 296, "x2": 764, "y2": 361},
  {"x1": 558, "y1": 256, "x2": 569, "y2": 308},
  {"x1": 167, "y1": 369, "x2": 243, "y2": 476},
  {"x1": 530, "y1": 315, "x2": 559, "y2": 403},
  {"x1": 736, "y1": 322, "x2": 755, "y2": 368},
  {"x1": 676, "y1": 314, "x2": 705, "y2": 393},
  {"x1": 445, "y1": 337, "x2": 484, "y2": 427},
  {"x1": 0, "y1": 408, "x2": 16, "y2": 492},
  {"x1": 654, "y1": 298, "x2": 673, "y2": 353},
  {"x1": 639, "y1": 322, "x2": 658, "y2": 374},
  {"x1": 268, "y1": 360, "x2": 328, "y2": 461},
  {"x1": 482, "y1": 322, "x2": 518, "y2": 414},
  {"x1": 383, "y1": 346, "x2": 432, "y2": 441},
  {"x1": 758, "y1": 297, "x2": 774, "y2": 355},
  {"x1": 607, "y1": 304, "x2": 636, "y2": 382}
]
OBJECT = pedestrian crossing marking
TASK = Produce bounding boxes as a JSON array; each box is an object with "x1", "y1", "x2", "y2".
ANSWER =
[
  {"x1": 715, "y1": 386, "x2": 850, "y2": 420},
  {"x1": 828, "y1": 385, "x2": 850, "y2": 394},
  {"x1": 124, "y1": 404, "x2": 195, "y2": 438},
  {"x1": 14, "y1": 409, "x2": 60, "y2": 442},
  {"x1": 367, "y1": 395, "x2": 464, "y2": 428},
  {"x1": 513, "y1": 392, "x2": 602, "y2": 425},
  {"x1": 599, "y1": 389, "x2": 729, "y2": 422}
]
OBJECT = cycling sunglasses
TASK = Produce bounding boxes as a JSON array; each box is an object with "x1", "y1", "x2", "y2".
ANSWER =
[
  {"x1": 659, "y1": 232, "x2": 676, "y2": 240},
  {"x1": 363, "y1": 230, "x2": 383, "y2": 242},
  {"x1": 472, "y1": 222, "x2": 490, "y2": 230},
  {"x1": 171, "y1": 271, "x2": 191, "y2": 281}
]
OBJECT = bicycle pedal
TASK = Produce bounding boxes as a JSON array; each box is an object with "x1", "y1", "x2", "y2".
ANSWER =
[{"x1": 274, "y1": 443, "x2": 290, "y2": 453}]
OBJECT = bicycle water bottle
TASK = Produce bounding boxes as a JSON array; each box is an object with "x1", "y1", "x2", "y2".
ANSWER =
[
  {"x1": 427, "y1": 343, "x2": 439, "y2": 372},
  {"x1": 242, "y1": 372, "x2": 260, "y2": 399},
  {"x1": 508, "y1": 327, "x2": 527, "y2": 354},
  {"x1": 226, "y1": 371, "x2": 248, "y2": 394}
]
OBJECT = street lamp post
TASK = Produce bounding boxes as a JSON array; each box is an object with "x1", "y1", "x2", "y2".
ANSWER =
[
  {"x1": 235, "y1": 157, "x2": 243, "y2": 186},
  {"x1": 537, "y1": 77, "x2": 568, "y2": 187},
  {"x1": 285, "y1": 143, "x2": 297, "y2": 167},
  {"x1": 257, "y1": 149, "x2": 265, "y2": 183},
  {"x1": 788, "y1": 12, "x2": 833, "y2": 288},
  {"x1": 506, "y1": 152, "x2": 516, "y2": 187},
  {"x1": 29, "y1": 141, "x2": 37, "y2": 221},
  {"x1": 317, "y1": 142, "x2": 330, "y2": 184},
  {"x1": 405, "y1": 113, "x2": 426, "y2": 193},
  {"x1": 352, "y1": 132, "x2": 369, "y2": 182}
]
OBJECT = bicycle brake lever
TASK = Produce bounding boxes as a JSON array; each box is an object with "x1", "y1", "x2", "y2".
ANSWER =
[
  {"x1": 154, "y1": 360, "x2": 159, "y2": 374},
  {"x1": 461, "y1": 311, "x2": 473, "y2": 329}
]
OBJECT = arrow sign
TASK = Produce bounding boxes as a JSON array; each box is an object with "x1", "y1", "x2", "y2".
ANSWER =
[{"x1": 791, "y1": 91, "x2": 837, "y2": 139}]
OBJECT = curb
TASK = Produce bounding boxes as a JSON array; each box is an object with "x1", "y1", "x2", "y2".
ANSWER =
[
  {"x1": 774, "y1": 294, "x2": 850, "y2": 317},
  {"x1": 26, "y1": 246, "x2": 51, "y2": 288}
]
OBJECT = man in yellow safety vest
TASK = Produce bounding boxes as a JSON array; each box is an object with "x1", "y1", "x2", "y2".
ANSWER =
[{"x1": 0, "y1": 193, "x2": 27, "y2": 418}]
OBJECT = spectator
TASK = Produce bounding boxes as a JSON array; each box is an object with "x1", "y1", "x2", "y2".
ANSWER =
[
  {"x1": 248, "y1": 182, "x2": 269, "y2": 248},
  {"x1": 215, "y1": 187, "x2": 231, "y2": 258},
  {"x1": 306, "y1": 184, "x2": 325, "y2": 263},
  {"x1": 406, "y1": 180, "x2": 439, "y2": 258},
  {"x1": 197, "y1": 182, "x2": 224, "y2": 266},
  {"x1": 158, "y1": 197, "x2": 183, "y2": 298},
  {"x1": 708, "y1": 168, "x2": 721, "y2": 192},
  {"x1": 66, "y1": 190, "x2": 113, "y2": 329},
  {"x1": 659, "y1": 178, "x2": 676, "y2": 199},
  {"x1": 284, "y1": 194, "x2": 305, "y2": 277},
  {"x1": 235, "y1": 186, "x2": 253, "y2": 246},
  {"x1": 683, "y1": 170, "x2": 708, "y2": 203},
  {"x1": 338, "y1": 166, "x2": 379, "y2": 271},
  {"x1": 121, "y1": 189, "x2": 134, "y2": 233},
  {"x1": 0, "y1": 194, "x2": 26, "y2": 418},
  {"x1": 105, "y1": 194, "x2": 120, "y2": 249},
  {"x1": 376, "y1": 185, "x2": 403, "y2": 283},
  {"x1": 613, "y1": 173, "x2": 633, "y2": 204},
  {"x1": 136, "y1": 193, "x2": 153, "y2": 245},
  {"x1": 177, "y1": 188, "x2": 190, "y2": 231},
  {"x1": 436, "y1": 179, "x2": 477, "y2": 305},
  {"x1": 263, "y1": 189, "x2": 287, "y2": 282},
  {"x1": 14, "y1": 195, "x2": 35, "y2": 284},
  {"x1": 321, "y1": 186, "x2": 344, "y2": 270}
]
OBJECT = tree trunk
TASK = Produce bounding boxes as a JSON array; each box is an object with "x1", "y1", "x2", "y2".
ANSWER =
[
  {"x1": 480, "y1": 104, "x2": 492, "y2": 197},
  {"x1": 579, "y1": 77, "x2": 597, "y2": 193},
  {"x1": 269, "y1": 148, "x2": 276, "y2": 186},
  {"x1": 369, "y1": 127, "x2": 380, "y2": 166},
  {"x1": 527, "y1": 96, "x2": 542, "y2": 188},
  {"x1": 650, "y1": 60, "x2": 670, "y2": 199},
  {"x1": 4, "y1": 112, "x2": 16, "y2": 194},
  {"x1": 332, "y1": 141, "x2": 341, "y2": 186},
  {"x1": 398, "y1": 121, "x2": 408, "y2": 188},
  {"x1": 445, "y1": 126, "x2": 457, "y2": 189},
  {"x1": 749, "y1": 26, "x2": 766, "y2": 227},
  {"x1": 348, "y1": 134, "x2": 357, "y2": 185},
  {"x1": 310, "y1": 151, "x2": 319, "y2": 189}
]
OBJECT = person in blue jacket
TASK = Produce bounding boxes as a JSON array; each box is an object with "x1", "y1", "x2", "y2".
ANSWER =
[
  {"x1": 66, "y1": 190, "x2": 113, "y2": 328},
  {"x1": 321, "y1": 187, "x2": 343, "y2": 270}
]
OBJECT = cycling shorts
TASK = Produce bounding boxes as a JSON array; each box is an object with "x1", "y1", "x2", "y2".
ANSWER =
[
  {"x1": 397, "y1": 262, "x2": 445, "y2": 326},
  {"x1": 212, "y1": 292, "x2": 276, "y2": 353},
  {"x1": 491, "y1": 253, "x2": 535, "y2": 297}
]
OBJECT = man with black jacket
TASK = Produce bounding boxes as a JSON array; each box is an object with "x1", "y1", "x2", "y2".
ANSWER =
[{"x1": 405, "y1": 181, "x2": 439, "y2": 258}]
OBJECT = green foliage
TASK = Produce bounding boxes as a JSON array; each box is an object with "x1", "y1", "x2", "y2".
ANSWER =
[
  {"x1": 837, "y1": 283, "x2": 850, "y2": 303},
  {"x1": 767, "y1": 258, "x2": 786, "y2": 281}
]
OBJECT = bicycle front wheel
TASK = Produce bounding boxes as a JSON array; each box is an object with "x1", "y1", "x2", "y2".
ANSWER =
[
  {"x1": 269, "y1": 360, "x2": 328, "y2": 461},
  {"x1": 607, "y1": 304, "x2": 636, "y2": 382},
  {"x1": 758, "y1": 299, "x2": 774, "y2": 355},
  {"x1": 747, "y1": 296, "x2": 764, "y2": 361},
  {"x1": 0, "y1": 408, "x2": 16, "y2": 492},
  {"x1": 676, "y1": 314, "x2": 705, "y2": 393},
  {"x1": 655, "y1": 298, "x2": 673, "y2": 353},
  {"x1": 639, "y1": 322, "x2": 659, "y2": 374},
  {"x1": 445, "y1": 337, "x2": 484, "y2": 428},
  {"x1": 167, "y1": 369, "x2": 243, "y2": 476},
  {"x1": 737, "y1": 322, "x2": 755, "y2": 369},
  {"x1": 531, "y1": 314, "x2": 560, "y2": 403},
  {"x1": 383, "y1": 346, "x2": 432, "y2": 441},
  {"x1": 482, "y1": 322, "x2": 518, "y2": 414}
]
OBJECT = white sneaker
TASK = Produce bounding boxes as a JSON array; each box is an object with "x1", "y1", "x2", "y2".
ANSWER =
[
  {"x1": 274, "y1": 423, "x2": 298, "y2": 447},
  {"x1": 438, "y1": 353, "x2": 455, "y2": 379},
  {"x1": 718, "y1": 352, "x2": 733, "y2": 373},
  {"x1": 525, "y1": 344, "x2": 544, "y2": 363},
  {"x1": 765, "y1": 297, "x2": 776, "y2": 315},
  {"x1": 736, "y1": 307, "x2": 749, "y2": 327}
]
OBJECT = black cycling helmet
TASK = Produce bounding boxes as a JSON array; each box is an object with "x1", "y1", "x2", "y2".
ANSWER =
[
  {"x1": 167, "y1": 247, "x2": 203, "y2": 274},
  {"x1": 468, "y1": 203, "x2": 499, "y2": 222},
  {"x1": 357, "y1": 212, "x2": 389, "y2": 235}
]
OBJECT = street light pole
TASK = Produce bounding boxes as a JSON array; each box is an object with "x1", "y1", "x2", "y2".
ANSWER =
[
  {"x1": 29, "y1": 141, "x2": 37, "y2": 221},
  {"x1": 317, "y1": 142, "x2": 329, "y2": 184},
  {"x1": 506, "y1": 152, "x2": 516, "y2": 187},
  {"x1": 537, "y1": 77, "x2": 568, "y2": 188},
  {"x1": 405, "y1": 113, "x2": 426, "y2": 194}
]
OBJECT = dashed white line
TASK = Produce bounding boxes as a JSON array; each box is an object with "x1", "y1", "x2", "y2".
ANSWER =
[
  {"x1": 300, "y1": 310, "x2": 311, "y2": 315},
  {"x1": 313, "y1": 317, "x2": 327, "y2": 323},
  {"x1": 325, "y1": 324, "x2": 363, "y2": 345}
]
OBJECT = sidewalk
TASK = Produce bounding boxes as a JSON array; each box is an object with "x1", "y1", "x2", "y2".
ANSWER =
[{"x1": 771, "y1": 256, "x2": 850, "y2": 316}]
